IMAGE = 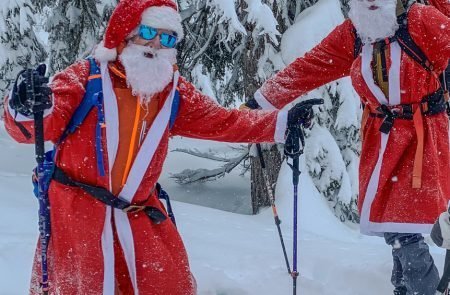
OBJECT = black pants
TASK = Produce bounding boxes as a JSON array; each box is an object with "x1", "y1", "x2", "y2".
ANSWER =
[{"x1": 384, "y1": 233, "x2": 439, "y2": 295}]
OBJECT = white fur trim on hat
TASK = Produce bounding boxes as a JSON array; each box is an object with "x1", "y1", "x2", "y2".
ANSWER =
[
  {"x1": 93, "y1": 40, "x2": 117, "y2": 62},
  {"x1": 141, "y1": 6, "x2": 184, "y2": 41}
]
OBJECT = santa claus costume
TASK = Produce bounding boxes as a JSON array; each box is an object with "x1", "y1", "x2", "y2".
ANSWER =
[
  {"x1": 253, "y1": 0, "x2": 449, "y2": 293},
  {"x1": 3, "y1": 0, "x2": 288, "y2": 294}
]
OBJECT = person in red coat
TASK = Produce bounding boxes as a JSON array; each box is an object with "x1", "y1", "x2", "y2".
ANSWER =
[
  {"x1": 3, "y1": 0, "x2": 318, "y2": 294},
  {"x1": 245, "y1": 0, "x2": 450, "y2": 294}
]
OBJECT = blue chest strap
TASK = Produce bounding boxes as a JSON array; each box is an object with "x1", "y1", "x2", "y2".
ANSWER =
[{"x1": 58, "y1": 57, "x2": 105, "y2": 176}]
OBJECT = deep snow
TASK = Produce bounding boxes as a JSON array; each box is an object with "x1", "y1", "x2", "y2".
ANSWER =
[{"x1": 0, "y1": 122, "x2": 447, "y2": 295}]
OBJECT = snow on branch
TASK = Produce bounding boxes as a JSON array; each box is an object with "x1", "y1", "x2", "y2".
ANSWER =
[
  {"x1": 170, "y1": 147, "x2": 249, "y2": 184},
  {"x1": 245, "y1": 0, "x2": 280, "y2": 44},
  {"x1": 209, "y1": 0, "x2": 247, "y2": 39}
]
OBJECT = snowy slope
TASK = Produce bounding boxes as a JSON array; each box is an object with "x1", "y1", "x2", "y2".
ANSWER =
[{"x1": 1, "y1": 121, "x2": 447, "y2": 295}]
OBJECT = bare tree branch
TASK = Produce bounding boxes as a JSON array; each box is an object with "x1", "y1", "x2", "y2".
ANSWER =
[
  {"x1": 172, "y1": 148, "x2": 231, "y2": 162},
  {"x1": 171, "y1": 150, "x2": 249, "y2": 184}
]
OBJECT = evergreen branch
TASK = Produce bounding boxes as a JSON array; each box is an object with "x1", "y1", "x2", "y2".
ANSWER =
[
  {"x1": 180, "y1": 0, "x2": 207, "y2": 21},
  {"x1": 187, "y1": 19, "x2": 218, "y2": 70}
]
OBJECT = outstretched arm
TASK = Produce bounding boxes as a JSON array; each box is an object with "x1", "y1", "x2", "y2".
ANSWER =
[
  {"x1": 255, "y1": 19, "x2": 356, "y2": 110},
  {"x1": 170, "y1": 77, "x2": 287, "y2": 144}
]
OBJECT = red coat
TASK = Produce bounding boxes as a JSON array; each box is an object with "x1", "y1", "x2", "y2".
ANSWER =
[
  {"x1": 4, "y1": 60, "x2": 287, "y2": 294},
  {"x1": 429, "y1": 0, "x2": 450, "y2": 17},
  {"x1": 255, "y1": 4, "x2": 450, "y2": 235}
]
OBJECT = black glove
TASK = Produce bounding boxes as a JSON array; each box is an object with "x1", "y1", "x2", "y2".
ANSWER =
[
  {"x1": 9, "y1": 64, "x2": 52, "y2": 117},
  {"x1": 287, "y1": 98, "x2": 323, "y2": 129},
  {"x1": 243, "y1": 98, "x2": 261, "y2": 110}
]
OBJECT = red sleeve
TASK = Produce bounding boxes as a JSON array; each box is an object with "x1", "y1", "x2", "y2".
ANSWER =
[
  {"x1": 4, "y1": 60, "x2": 90, "y2": 144},
  {"x1": 256, "y1": 19, "x2": 356, "y2": 109},
  {"x1": 409, "y1": 4, "x2": 450, "y2": 71},
  {"x1": 428, "y1": 0, "x2": 450, "y2": 18},
  {"x1": 170, "y1": 77, "x2": 288, "y2": 143}
]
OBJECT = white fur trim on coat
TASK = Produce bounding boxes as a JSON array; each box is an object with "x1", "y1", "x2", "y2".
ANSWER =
[
  {"x1": 141, "y1": 6, "x2": 184, "y2": 41},
  {"x1": 93, "y1": 41, "x2": 118, "y2": 62}
]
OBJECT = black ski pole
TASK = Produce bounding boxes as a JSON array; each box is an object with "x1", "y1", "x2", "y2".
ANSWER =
[
  {"x1": 26, "y1": 69, "x2": 51, "y2": 295},
  {"x1": 284, "y1": 125, "x2": 305, "y2": 295},
  {"x1": 437, "y1": 249, "x2": 450, "y2": 294},
  {"x1": 255, "y1": 143, "x2": 291, "y2": 274}
]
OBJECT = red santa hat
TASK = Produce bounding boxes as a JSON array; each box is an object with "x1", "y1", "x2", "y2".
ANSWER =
[{"x1": 94, "y1": 0, "x2": 184, "y2": 62}]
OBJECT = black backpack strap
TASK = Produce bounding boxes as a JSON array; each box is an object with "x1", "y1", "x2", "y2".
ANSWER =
[
  {"x1": 156, "y1": 183, "x2": 177, "y2": 226},
  {"x1": 353, "y1": 28, "x2": 362, "y2": 59},
  {"x1": 394, "y1": 12, "x2": 435, "y2": 72},
  {"x1": 442, "y1": 64, "x2": 449, "y2": 92}
]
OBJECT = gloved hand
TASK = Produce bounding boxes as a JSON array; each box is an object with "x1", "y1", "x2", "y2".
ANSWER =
[
  {"x1": 9, "y1": 64, "x2": 52, "y2": 117},
  {"x1": 287, "y1": 98, "x2": 323, "y2": 129},
  {"x1": 239, "y1": 98, "x2": 261, "y2": 110},
  {"x1": 431, "y1": 211, "x2": 450, "y2": 249}
]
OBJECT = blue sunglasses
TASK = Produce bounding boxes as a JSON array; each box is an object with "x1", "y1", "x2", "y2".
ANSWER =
[{"x1": 138, "y1": 25, "x2": 178, "y2": 48}]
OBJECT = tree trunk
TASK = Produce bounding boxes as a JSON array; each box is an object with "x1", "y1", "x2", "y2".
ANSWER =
[
  {"x1": 238, "y1": 0, "x2": 286, "y2": 214},
  {"x1": 250, "y1": 145, "x2": 283, "y2": 214}
]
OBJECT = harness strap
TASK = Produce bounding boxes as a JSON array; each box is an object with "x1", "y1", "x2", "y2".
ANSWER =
[
  {"x1": 369, "y1": 89, "x2": 446, "y2": 122},
  {"x1": 156, "y1": 183, "x2": 177, "y2": 226},
  {"x1": 52, "y1": 166, "x2": 167, "y2": 224},
  {"x1": 412, "y1": 107, "x2": 424, "y2": 188},
  {"x1": 394, "y1": 13, "x2": 435, "y2": 72},
  {"x1": 365, "y1": 89, "x2": 446, "y2": 188}
]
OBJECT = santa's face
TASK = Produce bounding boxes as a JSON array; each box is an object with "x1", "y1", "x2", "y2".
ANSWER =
[
  {"x1": 119, "y1": 29, "x2": 177, "y2": 105},
  {"x1": 349, "y1": 0, "x2": 399, "y2": 44}
]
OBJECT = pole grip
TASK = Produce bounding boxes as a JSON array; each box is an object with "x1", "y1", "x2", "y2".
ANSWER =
[{"x1": 34, "y1": 112, "x2": 45, "y2": 164}]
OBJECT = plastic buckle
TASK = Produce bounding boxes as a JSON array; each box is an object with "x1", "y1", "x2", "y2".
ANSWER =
[
  {"x1": 420, "y1": 101, "x2": 429, "y2": 114},
  {"x1": 122, "y1": 205, "x2": 146, "y2": 213}
]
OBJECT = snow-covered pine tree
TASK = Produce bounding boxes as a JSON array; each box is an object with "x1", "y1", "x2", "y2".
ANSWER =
[
  {"x1": 40, "y1": 0, "x2": 117, "y2": 75},
  {"x1": 0, "y1": 0, "x2": 46, "y2": 112},
  {"x1": 279, "y1": 0, "x2": 361, "y2": 222},
  {"x1": 176, "y1": 0, "x2": 333, "y2": 214},
  {"x1": 175, "y1": 0, "x2": 361, "y2": 223},
  {"x1": 239, "y1": 0, "x2": 320, "y2": 213}
]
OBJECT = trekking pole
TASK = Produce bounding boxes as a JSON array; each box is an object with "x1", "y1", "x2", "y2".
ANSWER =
[
  {"x1": 437, "y1": 250, "x2": 450, "y2": 294},
  {"x1": 255, "y1": 143, "x2": 291, "y2": 274},
  {"x1": 284, "y1": 124, "x2": 305, "y2": 295},
  {"x1": 26, "y1": 69, "x2": 51, "y2": 295}
]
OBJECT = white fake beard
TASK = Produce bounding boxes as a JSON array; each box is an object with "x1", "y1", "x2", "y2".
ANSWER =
[
  {"x1": 349, "y1": 0, "x2": 399, "y2": 44},
  {"x1": 119, "y1": 43, "x2": 177, "y2": 104}
]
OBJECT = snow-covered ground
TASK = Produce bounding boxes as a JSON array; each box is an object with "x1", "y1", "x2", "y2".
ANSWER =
[{"x1": 0, "y1": 121, "x2": 447, "y2": 295}]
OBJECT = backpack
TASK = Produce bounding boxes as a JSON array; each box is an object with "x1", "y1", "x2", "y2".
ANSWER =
[
  {"x1": 353, "y1": 4, "x2": 450, "y2": 116},
  {"x1": 32, "y1": 57, "x2": 180, "y2": 224}
]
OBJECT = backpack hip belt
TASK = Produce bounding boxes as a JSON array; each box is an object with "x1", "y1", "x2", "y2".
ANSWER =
[
  {"x1": 368, "y1": 88, "x2": 447, "y2": 134},
  {"x1": 52, "y1": 166, "x2": 168, "y2": 224},
  {"x1": 363, "y1": 88, "x2": 447, "y2": 189}
]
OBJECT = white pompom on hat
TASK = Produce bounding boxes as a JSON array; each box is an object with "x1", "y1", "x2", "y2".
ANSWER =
[{"x1": 93, "y1": 0, "x2": 183, "y2": 62}]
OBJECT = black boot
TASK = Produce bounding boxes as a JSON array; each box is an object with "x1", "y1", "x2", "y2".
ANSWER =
[{"x1": 393, "y1": 286, "x2": 407, "y2": 295}]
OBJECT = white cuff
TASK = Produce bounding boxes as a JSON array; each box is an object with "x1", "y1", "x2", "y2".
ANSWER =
[
  {"x1": 254, "y1": 89, "x2": 277, "y2": 110},
  {"x1": 274, "y1": 110, "x2": 288, "y2": 143}
]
